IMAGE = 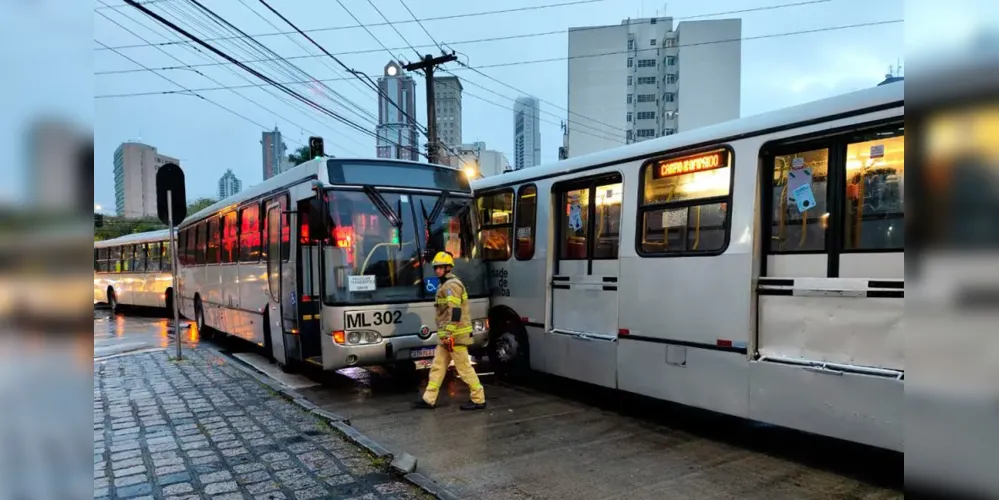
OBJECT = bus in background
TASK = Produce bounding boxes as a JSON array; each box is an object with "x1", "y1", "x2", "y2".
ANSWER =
[
  {"x1": 175, "y1": 157, "x2": 489, "y2": 372},
  {"x1": 93, "y1": 229, "x2": 175, "y2": 313},
  {"x1": 471, "y1": 82, "x2": 904, "y2": 452}
]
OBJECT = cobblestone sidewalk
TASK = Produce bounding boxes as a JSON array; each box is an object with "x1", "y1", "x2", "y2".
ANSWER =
[{"x1": 94, "y1": 347, "x2": 427, "y2": 500}]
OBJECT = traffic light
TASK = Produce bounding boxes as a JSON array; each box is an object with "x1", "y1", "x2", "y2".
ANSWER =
[
  {"x1": 94, "y1": 213, "x2": 104, "y2": 228},
  {"x1": 309, "y1": 136, "x2": 324, "y2": 159}
]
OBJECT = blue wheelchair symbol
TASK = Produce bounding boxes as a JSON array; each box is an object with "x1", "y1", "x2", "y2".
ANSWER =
[{"x1": 424, "y1": 277, "x2": 440, "y2": 293}]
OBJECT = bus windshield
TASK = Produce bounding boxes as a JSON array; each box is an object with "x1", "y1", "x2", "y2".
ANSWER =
[{"x1": 322, "y1": 189, "x2": 485, "y2": 305}]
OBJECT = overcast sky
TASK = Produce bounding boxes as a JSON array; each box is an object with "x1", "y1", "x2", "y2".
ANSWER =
[{"x1": 90, "y1": 0, "x2": 908, "y2": 208}]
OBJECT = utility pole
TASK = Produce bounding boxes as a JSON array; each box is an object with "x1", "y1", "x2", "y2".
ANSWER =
[{"x1": 404, "y1": 52, "x2": 457, "y2": 165}]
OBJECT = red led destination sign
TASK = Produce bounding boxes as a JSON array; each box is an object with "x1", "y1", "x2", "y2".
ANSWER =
[{"x1": 652, "y1": 150, "x2": 729, "y2": 180}]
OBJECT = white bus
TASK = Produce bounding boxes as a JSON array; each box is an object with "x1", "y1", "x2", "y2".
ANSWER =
[
  {"x1": 471, "y1": 82, "x2": 904, "y2": 452},
  {"x1": 94, "y1": 229, "x2": 175, "y2": 312},
  {"x1": 175, "y1": 157, "x2": 489, "y2": 372}
]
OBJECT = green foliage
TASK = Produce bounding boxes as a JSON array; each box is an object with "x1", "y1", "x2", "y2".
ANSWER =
[
  {"x1": 187, "y1": 197, "x2": 218, "y2": 214},
  {"x1": 288, "y1": 145, "x2": 312, "y2": 166}
]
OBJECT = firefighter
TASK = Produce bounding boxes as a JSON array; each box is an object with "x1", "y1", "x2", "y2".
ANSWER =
[{"x1": 412, "y1": 251, "x2": 487, "y2": 411}]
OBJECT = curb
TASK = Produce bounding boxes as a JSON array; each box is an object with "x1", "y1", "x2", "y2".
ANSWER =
[{"x1": 212, "y1": 348, "x2": 462, "y2": 499}]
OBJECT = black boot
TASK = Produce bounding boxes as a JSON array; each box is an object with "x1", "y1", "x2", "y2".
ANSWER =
[
  {"x1": 459, "y1": 401, "x2": 486, "y2": 411},
  {"x1": 411, "y1": 400, "x2": 436, "y2": 409}
]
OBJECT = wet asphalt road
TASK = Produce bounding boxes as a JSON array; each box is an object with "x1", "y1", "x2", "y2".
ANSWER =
[{"x1": 100, "y1": 311, "x2": 904, "y2": 500}]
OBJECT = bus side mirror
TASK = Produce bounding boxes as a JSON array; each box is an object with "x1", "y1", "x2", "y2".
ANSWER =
[{"x1": 307, "y1": 197, "x2": 329, "y2": 242}]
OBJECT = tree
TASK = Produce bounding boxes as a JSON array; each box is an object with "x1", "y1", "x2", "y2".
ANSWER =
[
  {"x1": 287, "y1": 145, "x2": 312, "y2": 166},
  {"x1": 187, "y1": 197, "x2": 218, "y2": 214}
]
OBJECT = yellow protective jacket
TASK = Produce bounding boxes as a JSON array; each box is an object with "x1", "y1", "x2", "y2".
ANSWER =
[{"x1": 435, "y1": 273, "x2": 473, "y2": 346}]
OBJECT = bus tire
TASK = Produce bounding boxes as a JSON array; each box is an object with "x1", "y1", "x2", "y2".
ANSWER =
[
  {"x1": 194, "y1": 296, "x2": 210, "y2": 339},
  {"x1": 488, "y1": 313, "x2": 530, "y2": 382},
  {"x1": 164, "y1": 288, "x2": 174, "y2": 316}
]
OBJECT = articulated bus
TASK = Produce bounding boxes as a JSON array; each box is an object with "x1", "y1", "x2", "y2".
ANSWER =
[
  {"x1": 471, "y1": 82, "x2": 904, "y2": 452},
  {"x1": 175, "y1": 158, "x2": 489, "y2": 372},
  {"x1": 94, "y1": 229, "x2": 175, "y2": 312}
]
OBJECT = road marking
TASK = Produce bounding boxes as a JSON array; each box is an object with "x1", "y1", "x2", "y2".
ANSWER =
[{"x1": 232, "y1": 352, "x2": 318, "y2": 389}]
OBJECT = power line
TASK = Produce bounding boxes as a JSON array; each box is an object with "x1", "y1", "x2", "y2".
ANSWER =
[
  {"x1": 232, "y1": 0, "x2": 379, "y2": 122},
  {"x1": 254, "y1": 0, "x2": 431, "y2": 156},
  {"x1": 95, "y1": 39, "x2": 288, "y2": 141},
  {"x1": 95, "y1": 75, "x2": 357, "y2": 98},
  {"x1": 120, "y1": 0, "x2": 410, "y2": 155},
  {"x1": 397, "y1": 0, "x2": 445, "y2": 53},
  {"x1": 179, "y1": 0, "x2": 378, "y2": 129},
  {"x1": 364, "y1": 0, "x2": 422, "y2": 60},
  {"x1": 455, "y1": 19, "x2": 903, "y2": 70},
  {"x1": 95, "y1": 1, "x2": 339, "y2": 152},
  {"x1": 447, "y1": 68, "x2": 623, "y2": 142},
  {"x1": 95, "y1": 0, "x2": 835, "y2": 75},
  {"x1": 96, "y1": 0, "x2": 607, "y2": 50}
]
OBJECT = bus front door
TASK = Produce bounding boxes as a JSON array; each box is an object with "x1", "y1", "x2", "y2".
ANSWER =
[{"x1": 265, "y1": 202, "x2": 292, "y2": 366}]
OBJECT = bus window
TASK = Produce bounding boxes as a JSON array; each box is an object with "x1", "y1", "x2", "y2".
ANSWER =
[
  {"x1": 207, "y1": 217, "x2": 221, "y2": 264},
  {"x1": 559, "y1": 187, "x2": 590, "y2": 260},
  {"x1": 115, "y1": 246, "x2": 123, "y2": 272},
  {"x1": 161, "y1": 241, "x2": 172, "y2": 271},
  {"x1": 594, "y1": 182, "x2": 623, "y2": 259},
  {"x1": 146, "y1": 243, "x2": 159, "y2": 272},
  {"x1": 476, "y1": 190, "x2": 514, "y2": 261},
  {"x1": 123, "y1": 245, "x2": 134, "y2": 272},
  {"x1": 239, "y1": 203, "x2": 262, "y2": 262},
  {"x1": 222, "y1": 211, "x2": 238, "y2": 263},
  {"x1": 514, "y1": 185, "x2": 537, "y2": 260},
  {"x1": 196, "y1": 223, "x2": 207, "y2": 265},
  {"x1": 843, "y1": 131, "x2": 904, "y2": 251},
  {"x1": 638, "y1": 148, "x2": 732, "y2": 255},
  {"x1": 185, "y1": 227, "x2": 197, "y2": 265},
  {"x1": 770, "y1": 148, "x2": 829, "y2": 252}
]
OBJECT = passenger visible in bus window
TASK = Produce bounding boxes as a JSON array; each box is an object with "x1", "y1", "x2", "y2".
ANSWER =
[
  {"x1": 161, "y1": 242, "x2": 172, "y2": 271},
  {"x1": 560, "y1": 188, "x2": 589, "y2": 260},
  {"x1": 593, "y1": 183, "x2": 622, "y2": 259},
  {"x1": 771, "y1": 148, "x2": 829, "y2": 252},
  {"x1": 146, "y1": 243, "x2": 160, "y2": 272},
  {"x1": 123, "y1": 245, "x2": 133, "y2": 272},
  {"x1": 844, "y1": 134, "x2": 904, "y2": 250}
]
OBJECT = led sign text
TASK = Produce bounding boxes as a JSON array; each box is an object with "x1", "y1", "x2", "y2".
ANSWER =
[{"x1": 652, "y1": 150, "x2": 728, "y2": 180}]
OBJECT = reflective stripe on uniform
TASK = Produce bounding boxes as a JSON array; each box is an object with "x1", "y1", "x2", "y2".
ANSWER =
[
  {"x1": 446, "y1": 295, "x2": 462, "y2": 306},
  {"x1": 427, "y1": 380, "x2": 440, "y2": 390}
]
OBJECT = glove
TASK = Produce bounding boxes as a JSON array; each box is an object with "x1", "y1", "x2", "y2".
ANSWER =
[{"x1": 441, "y1": 336, "x2": 455, "y2": 352}]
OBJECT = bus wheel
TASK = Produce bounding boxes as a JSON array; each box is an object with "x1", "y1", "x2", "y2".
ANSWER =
[
  {"x1": 194, "y1": 297, "x2": 209, "y2": 339},
  {"x1": 489, "y1": 325, "x2": 530, "y2": 382}
]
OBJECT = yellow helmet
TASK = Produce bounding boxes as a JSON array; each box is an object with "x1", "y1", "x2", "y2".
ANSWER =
[{"x1": 431, "y1": 251, "x2": 454, "y2": 267}]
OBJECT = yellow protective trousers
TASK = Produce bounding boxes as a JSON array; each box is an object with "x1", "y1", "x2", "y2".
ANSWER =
[{"x1": 422, "y1": 344, "x2": 485, "y2": 405}]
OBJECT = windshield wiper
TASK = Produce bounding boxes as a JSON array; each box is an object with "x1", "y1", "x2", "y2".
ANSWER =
[
  {"x1": 361, "y1": 186, "x2": 404, "y2": 250},
  {"x1": 420, "y1": 191, "x2": 451, "y2": 259}
]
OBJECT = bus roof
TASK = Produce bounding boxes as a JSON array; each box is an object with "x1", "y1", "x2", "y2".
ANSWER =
[
  {"x1": 181, "y1": 158, "x2": 326, "y2": 229},
  {"x1": 471, "y1": 82, "x2": 904, "y2": 191},
  {"x1": 95, "y1": 228, "x2": 173, "y2": 248},
  {"x1": 179, "y1": 157, "x2": 465, "y2": 229}
]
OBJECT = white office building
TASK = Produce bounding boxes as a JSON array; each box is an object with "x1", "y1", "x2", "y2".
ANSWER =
[
  {"x1": 566, "y1": 17, "x2": 741, "y2": 158},
  {"x1": 113, "y1": 142, "x2": 180, "y2": 218},
  {"x1": 513, "y1": 96, "x2": 541, "y2": 170}
]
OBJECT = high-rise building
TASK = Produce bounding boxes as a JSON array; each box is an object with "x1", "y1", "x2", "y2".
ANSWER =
[
  {"x1": 434, "y1": 76, "x2": 463, "y2": 149},
  {"x1": 218, "y1": 169, "x2": 242, "y2": 199},
  {"x1": 376, "y1": 61, "x2": 420, "y2": 161},
  {"x1": 566, "y1": 17, "x2": 741, "y2": 157},
  {"x1": 261, "y1": 126, "x2": 287, "y2": 180},
  {"x1": 113, "y1": 142, "x2": 180, "y2": 218},
  {"x1": 513, "y1": 96, "x2": 541, "y2": 170}
]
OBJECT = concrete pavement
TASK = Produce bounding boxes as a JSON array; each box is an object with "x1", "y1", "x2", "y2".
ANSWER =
[{"x1": 94, "y1": 317, "x2": 427, "y2": 500}]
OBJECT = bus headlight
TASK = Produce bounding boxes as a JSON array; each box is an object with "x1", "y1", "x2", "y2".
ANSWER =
[
  {"x1": 346, "y1": 330, "x2": 382, "y2": 345},
  {"x1": 473, "y1": 319, "x2": 486, "y2": 332}
]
